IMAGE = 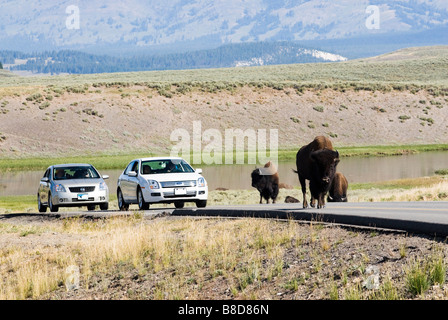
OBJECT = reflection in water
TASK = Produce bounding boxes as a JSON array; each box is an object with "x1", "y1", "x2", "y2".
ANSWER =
[{"x1": 1, "y1": 152, "x2": 447, "y2": 196}]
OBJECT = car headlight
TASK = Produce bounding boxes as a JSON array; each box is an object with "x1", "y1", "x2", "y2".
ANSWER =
[
  {"x1": 99, "y1": 182, "x2": 108, "y2": 191},
  {"x1": 55, "y1": 184, "x2": 66, "y2": 192},
  {"x1": 198, "y1": 177, "x2": 206, "y2": 188},
  {"x1": 148, "y1": 180, "x2": 160, "y2": 189}
]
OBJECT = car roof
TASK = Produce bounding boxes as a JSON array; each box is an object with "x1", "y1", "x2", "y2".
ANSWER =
[
  {"x1": 136, "y1": 157, "x2": 184, "y2": 162},
  {"x1": 51, "y1": 163, "x2": 92, "y2": 168}
]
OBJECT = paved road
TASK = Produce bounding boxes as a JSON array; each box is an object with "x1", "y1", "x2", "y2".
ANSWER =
[
  {"x1": 172, "y1": 202, "x2": 448, "y2": 238},
  {"x1": 5, "y1": 201, "x2": 448, "y2": 237}
]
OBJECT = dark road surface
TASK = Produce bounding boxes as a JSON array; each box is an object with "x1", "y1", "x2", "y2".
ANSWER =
[
  {"x1": 173, "y1": 202, "x2": 448, "y2": 237},
  {"x1": 3, "y1": 201, "x2": 448, "y2": 238}
]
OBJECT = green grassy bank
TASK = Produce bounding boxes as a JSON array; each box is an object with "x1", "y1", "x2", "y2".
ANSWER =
[{"x1": 0, "y1": 143, "x2": 447, "y2": 172}]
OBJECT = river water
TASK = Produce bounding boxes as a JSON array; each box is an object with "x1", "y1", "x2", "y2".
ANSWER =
[{"x1": 0, "y1": 151, "x2": 447, "y2": 196}]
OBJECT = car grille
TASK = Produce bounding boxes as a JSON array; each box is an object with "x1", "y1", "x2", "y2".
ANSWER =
[
  {"x1": 71, "y1": 197, "x2": 95, "y2": 202},
  {"x1": 163, "y1": 191, "x2": 197, "y2": 198},
  {"x1": 160, "y1": 181, "x2": 196, "y2": 188},
  {"x1": 69, "y1": 186, "x2": 95, "y2": 193}
]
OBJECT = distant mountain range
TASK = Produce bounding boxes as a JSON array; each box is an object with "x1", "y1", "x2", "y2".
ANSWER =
[
  {"x1": 0, "y1": 0, "x2": 447, "y2": 75},
  {"x1": 0, "y1": 0, "x2": 447, "y2": 55}
]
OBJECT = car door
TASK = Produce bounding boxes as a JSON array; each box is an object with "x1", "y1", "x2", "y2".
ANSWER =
[
  {"x1": 39, "y1": 168, "x2": 51, "y2": 204},
  {"x1": 126, "y1": 160, "x2": 140, "y2": 203},
  {"x1": 121, "y1": 161, "x2": 139, "y2": 202}
]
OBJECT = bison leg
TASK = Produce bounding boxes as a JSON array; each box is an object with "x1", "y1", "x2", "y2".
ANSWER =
[
  {"x1": 299, "y1": 175, "x2": 308, "y2": 208},
  {"x1": 310, "y1": 196, "x2": 316, "y2": 208},
  {"x1": 317, "y1": 193, "x2": 326, "y2": 209},
  {"x1": 259, "y1": 193, "x2": 263, "y2": 204},
  {"x1": 272, "y1": 183, "x2": 279, "y2": 204}
]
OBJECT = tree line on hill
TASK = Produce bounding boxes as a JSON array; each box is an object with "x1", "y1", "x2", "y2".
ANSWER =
[{"x1": 0, "y1": 41, "x2": 336, "y2": 75}]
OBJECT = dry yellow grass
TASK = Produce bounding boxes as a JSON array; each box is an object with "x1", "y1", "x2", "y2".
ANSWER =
[
  {"x1": 0, "y1": 212, "x2": 447, "y2": 300},
  {"x1": 0, "y1": 216, "x2": 299, "y2": 299},
  {"x1": 349, "y1": 180, "x2": 448, "y2": 202}
]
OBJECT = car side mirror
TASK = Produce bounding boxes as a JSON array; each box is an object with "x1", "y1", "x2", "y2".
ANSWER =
[
  {"x1": 128, "y1": 171, "x2": 137, "y2": 177},
  {"x1": 40, "y1": 177, "x2": 49, "y2": 182},
  {"x1": 195, "y1": 168, "x2": 203, "y2": 174},
  {"x1": 102, "y1": 175, "x2": 109, "y2": 180}
]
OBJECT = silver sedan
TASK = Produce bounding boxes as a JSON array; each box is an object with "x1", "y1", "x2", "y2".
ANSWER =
[{"x1": 37, "y1": 164, "x2": 109, "y2": 212}]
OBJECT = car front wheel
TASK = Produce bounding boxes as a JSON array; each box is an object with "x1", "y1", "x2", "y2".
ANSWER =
[
  {"x1": 117, "y1": 189, "x2": 129, "y2": 211},
  {"x1": 174, "y1": 201, "x2": 184, "y2": 209},
  {"x1": 37, "y1": 194, "x2": 47, "y2": 213},
  {"x1": 48, "y1": 192, "x2": 59, "y2": 212},
  {"x1": 196, "y1": 200, "x2": 207, "y2": 208},
  {"x1": 137, "y1": 188, "x2": 149, "y2": 210}
]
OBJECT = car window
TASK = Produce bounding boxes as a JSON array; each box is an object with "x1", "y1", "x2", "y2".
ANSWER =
[
  {"x1": 124, "y1": 161, "x2": 138, "y2": 175},
  {"x1": 132, "y1": 161, "x2": 139, "y2": 173},
  {"x1": 53, "y1": 166, "x2": 100, "y2": 180},
  {"x1": 140, "y1": 159, "x2": 194, "y2": 174},
  {"x1": 43, "y1": 169, "x2": 50, "y2": 179}
]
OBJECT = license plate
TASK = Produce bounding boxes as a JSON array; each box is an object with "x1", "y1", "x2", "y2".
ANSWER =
[
  {"x1": 174, "y1": 188, "x2": 187, "y2": 195},
  {"x1": 77, "y1": 194, "x2": 89, "y2": 201}
]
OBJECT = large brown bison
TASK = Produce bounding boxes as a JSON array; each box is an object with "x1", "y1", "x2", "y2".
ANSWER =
[
  {"x1": 251, "y1": 161, "x2": 279, "y2": 204},
  {"x1": 294, "y1": 136, "x2": 340, "y2": 209},
  {"x1": 327, "y1": 172, "x2": 348, "y2": 202}
]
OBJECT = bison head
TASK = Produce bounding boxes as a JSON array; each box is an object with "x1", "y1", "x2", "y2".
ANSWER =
[
  {"x1": 310, "y1": 149, "x2": 340, "y2": 186},
  {"x1": 251, "y1": 168, "x2": 264, "y2": 189}
]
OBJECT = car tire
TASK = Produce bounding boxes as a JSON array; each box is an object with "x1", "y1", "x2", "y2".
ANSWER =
[
  {"x1": 117, "y1": 189, "x2": 129, "y2": 211},
  {"x1": 196, "y1": 200, "x2": 207, "y2": 208},
  {"x1": 87, "y1": 204, "x2": 96, "y2": 211},
  {"x1": 37, "y1": 194, "x2": 47, "y2": 213},
  {"x1": 48, "y1": 192, "x2": 59, "y2": 213},
  {"x1": 174, "y1": 201, "x2": 185, "y2": 209},
  {"x1": 137, "y1": 187, "x2": 150, "y2": 210},
  {"x1": 100, "y1": 202, "x2": 109, "y2": 211}
]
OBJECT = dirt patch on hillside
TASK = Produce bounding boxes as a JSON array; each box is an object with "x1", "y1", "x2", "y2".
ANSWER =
[{"x1": 0, "y1": 85, "x2": 447, "y2": 158}]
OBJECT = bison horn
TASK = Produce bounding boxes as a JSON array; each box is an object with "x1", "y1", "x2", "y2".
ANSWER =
[{"x1": 333, "y1": 150, "x2": 340, "y2": 162}]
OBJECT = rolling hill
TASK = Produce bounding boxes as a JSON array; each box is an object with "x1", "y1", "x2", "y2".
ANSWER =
[{"x1": 0, "y1": 46, "x2": 446, "y2": 160}]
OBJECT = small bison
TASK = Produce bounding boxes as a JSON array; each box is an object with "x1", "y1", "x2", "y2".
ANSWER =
[
  {"x1": 251, "y1": 161, "x2": 279, "y2": 204},
  {"x1": 327, "y1": 172, "x2": 348, "y2": 202},
  {"x1": 285, "y1": 196, "x2": 300, "y2": 203},
  {"x1": 294, "y1": 136, "x2": 340, "y2": 209}
]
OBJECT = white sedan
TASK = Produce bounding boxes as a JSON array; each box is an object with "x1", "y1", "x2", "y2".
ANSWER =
[{"x1": 117, "y1": 157, "x2": 208, "y2": 210}]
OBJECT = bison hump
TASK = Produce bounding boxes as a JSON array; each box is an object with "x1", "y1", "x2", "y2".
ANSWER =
[
  {"x1": 312, "y1": 136, "x2": 334, "y2": 151},
  {"x1": 259, "y1": 161, "x2": 278, "y2": 176}
]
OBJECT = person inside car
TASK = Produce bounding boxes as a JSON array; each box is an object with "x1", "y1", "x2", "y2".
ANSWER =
[{"x1": 55, "y1": 169, "x2": 65, "y2": 179}]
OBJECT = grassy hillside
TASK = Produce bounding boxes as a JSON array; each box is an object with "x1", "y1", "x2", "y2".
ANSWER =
[
  {"x1": 0, "y1": 69, "x2": 14, "y2": 78},
  {"x1": 0, "y1": 46, "x2": 446, "y2": 160}
]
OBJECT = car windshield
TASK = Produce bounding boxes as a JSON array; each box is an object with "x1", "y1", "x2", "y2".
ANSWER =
[
  {"x1": 140, "y1": 159, "x2": 195, "y2": 175},
  {"x1": 53, "y1": 166, "x2": 100, "y2": 180}
]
